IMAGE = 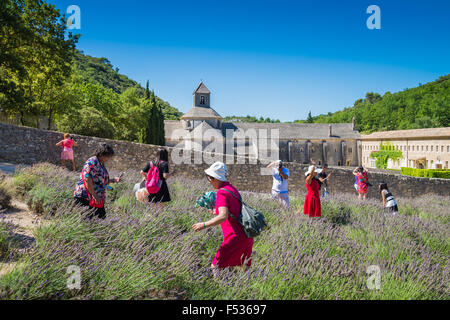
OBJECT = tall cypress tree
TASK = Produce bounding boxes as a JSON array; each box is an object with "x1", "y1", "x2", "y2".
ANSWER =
[
  {"x1": 145, "y1": 80, "x2": 150, "y2": 100},
  {"x1": 158, "y1": 104, "x2": 165, "y2": 145},
  {"x1": 142, "y1": 84, "x2": 166, "y2": 146},
  {"x1": 142, "y1": 80, "x2": 153, "y2": 144},
  {"x1": 150, "y1": 90, "x2": 158, "y2": 145},
  {"x1": 306, "y1": 110, "x2": 314, "y2": 123}
]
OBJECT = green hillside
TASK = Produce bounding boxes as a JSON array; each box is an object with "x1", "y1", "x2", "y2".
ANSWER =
[
  {"x1": 223, "y1": 115, "x2": 281, "y2": 123},
  {"x1": 73, "y1": 50, "x2": 182, "y2": 120},
  {"x1": 305, "y1": 75, "x2": 450, "y2": 133},
  {"x1": 74, "y1": 51, "x2": 143, "y2": 95}
]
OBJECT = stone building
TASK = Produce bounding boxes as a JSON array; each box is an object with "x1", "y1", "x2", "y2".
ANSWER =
[
  {"x1": 165, "y1": 82, "x2": 361, "y2": 166},
  {"x1": 361, "y1": 127, "x2": 450, "y2": 169}
]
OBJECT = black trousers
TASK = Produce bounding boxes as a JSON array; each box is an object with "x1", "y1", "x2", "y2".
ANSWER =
[{"x1": 73, "y1": 197, "x2": 106, "y2": 219}]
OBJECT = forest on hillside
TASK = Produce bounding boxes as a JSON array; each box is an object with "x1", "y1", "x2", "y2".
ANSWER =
[
  {"x1": 0, "y1": 0, "x2": 182, "y2": 144},
  {"x1": 222, "y1": 115, "x2": 281, "y2": 123},
  {"x1": 295, "y1": 75, "x2": 450, "y2": 133}
]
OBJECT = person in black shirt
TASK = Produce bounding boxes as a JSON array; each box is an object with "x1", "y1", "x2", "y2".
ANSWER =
[
  {"x1": 315, "y1": 164, "x2": 331, "y2": 196},
  {"x1": 140, "y1": 147, "x2": 171, "y2": 205}
]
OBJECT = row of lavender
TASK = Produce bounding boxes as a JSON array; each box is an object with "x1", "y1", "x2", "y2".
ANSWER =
[{"x1": 0, "y1": 163, "x2": 448, "y2": 299}]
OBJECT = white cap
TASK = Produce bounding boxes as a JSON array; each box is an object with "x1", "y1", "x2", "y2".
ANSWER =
[
  {"x1": 205, "y1": 162, "x2": 228, "y2": 182},
  {"x1": 305, "y1": 165, "x2": 316, "y2": 176}
]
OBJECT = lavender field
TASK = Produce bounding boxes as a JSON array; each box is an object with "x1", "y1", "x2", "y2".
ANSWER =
[{"x1": 0, "y1": 163, "x2": 448, "y2": 300}]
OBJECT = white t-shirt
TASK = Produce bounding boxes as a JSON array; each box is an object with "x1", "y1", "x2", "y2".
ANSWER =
[
  {"x1": 272, "y1": 167, "x2": 289, "y2": 194},
  {"x1": 382, "y1": 189, "x2": 397, "y2": 207}
]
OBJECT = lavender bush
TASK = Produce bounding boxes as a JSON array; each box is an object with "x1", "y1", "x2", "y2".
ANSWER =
[{"x1": 0, "y1": 163, "x2": 448, "y2": 300}]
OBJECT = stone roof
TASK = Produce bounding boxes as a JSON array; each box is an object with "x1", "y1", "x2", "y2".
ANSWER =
[
  {"x1": 181, "y1": 106, "x2": 222, "y2": 119},
  {"x1": 222, "y1": 122, "x2": 360, "y2": 140},
  {"x1": 165, "y1": 120, "x2": 360, "y2": 140},
  {"x1": 193, "y1": 82, "x2": 210, "y2": 94},
  {"x1": 191, "y1": 121, "x2": 221, "y2": 137},
  {"x1": 361, "y1": 127, "x2": 450, "y2": 140}
]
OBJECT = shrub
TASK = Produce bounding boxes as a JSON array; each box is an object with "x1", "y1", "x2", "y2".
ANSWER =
[
  {"x1": 0, "y1": 185, "x2": 11, "y2": 210},
  {"x1": 1, "y1": 162, "x2": 448, "y2": 300},
  {"x1": 27, "y1": 183, "x2": 73, "y2": 216},
  {"x1": 56, "y1": 106, "x2": 116, "y2": 139},
  {"x1": 401, "y1": 167, "x2": 450, "y2": 179},
  {"x1": 0, "y1": 222, "x2": 11, "y2": 259},
  {"x1": 13, "y1": 172, "x2": 39, "y2": 197}
]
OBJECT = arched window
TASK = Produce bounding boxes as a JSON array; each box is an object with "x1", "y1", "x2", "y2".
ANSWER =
[{"x1": 200, "y1": 95, "x2": 205, "y2": 105}]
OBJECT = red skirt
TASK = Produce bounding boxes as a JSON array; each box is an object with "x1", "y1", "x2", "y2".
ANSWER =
[
  {"x1": 212, "y1": 234, "x2": 254, "y2": 268},
  {"x1": 357, "y1": 183, "x2": 368, "y2": 194},
  {"x1": 303, "y1": 193, "x2": 321, "y2": 217}
]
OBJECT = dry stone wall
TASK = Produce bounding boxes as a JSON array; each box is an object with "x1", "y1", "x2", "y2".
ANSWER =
[{"x1": 1, "y1": 122, "x2": 449, "y2": 199}]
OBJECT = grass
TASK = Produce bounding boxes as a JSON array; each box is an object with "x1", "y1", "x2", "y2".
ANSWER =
[{"x1": 0, "y1": 162, "x2": 448, "y2": 300}]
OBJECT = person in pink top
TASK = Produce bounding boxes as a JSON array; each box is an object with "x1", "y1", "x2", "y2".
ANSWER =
[
  {"x1": 56, "y1": 133, "x2": 78, "y2": 171},
  {"x1": 192, "y1": 162, "x2": 254, "y2": 276}
]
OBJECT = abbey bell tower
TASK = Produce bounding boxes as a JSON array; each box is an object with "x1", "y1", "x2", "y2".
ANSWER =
[
  {"x1": 181, "y1": 82, "x2": 223, "y2": 130},
  {"x1": 193, "y1": 82, "x2": 211, "y2": 108}
]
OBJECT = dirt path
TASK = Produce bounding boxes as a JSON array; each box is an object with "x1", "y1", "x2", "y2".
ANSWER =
[{"x1": 0, "y1": 200, "x2": 42, "y2": 277}]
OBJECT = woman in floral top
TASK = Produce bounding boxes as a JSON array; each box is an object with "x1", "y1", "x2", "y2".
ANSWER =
[{"x1": 73, "y1": 143, "x2": 122, "y2": 219}]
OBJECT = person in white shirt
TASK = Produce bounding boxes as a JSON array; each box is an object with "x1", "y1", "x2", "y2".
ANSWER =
[{"x1": 266, "y1": 160, "x2": 290, "y2": 209}]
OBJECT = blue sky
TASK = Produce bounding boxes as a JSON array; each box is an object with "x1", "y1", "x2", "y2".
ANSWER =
[{"x1": 54, "y1": 0, "x2": 450, "y2": 122}]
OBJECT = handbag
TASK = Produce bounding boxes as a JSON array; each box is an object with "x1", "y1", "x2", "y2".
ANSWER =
[
  {"x1": 133, "y1": 180, "x2": 146, "y2": 193},
  {"x1": 81, "y1": 171, "x2": 104, "y2": 208},
  {"x1": 135, "y1": 187, "x2": 150, "y2": 203},
  {"x1": 220, "y1": 188, "x2": 267, "y2": 238}
]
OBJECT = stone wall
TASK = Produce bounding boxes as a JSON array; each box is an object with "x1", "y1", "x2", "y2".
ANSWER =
[{"x1": 1, "y1": 122, "x2": 449, "y2": 199}]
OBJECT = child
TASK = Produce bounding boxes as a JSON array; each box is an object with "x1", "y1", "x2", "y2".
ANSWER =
[
  {"x1": 56, "y1": 133, "x2": 78, "y2": 171},
  {"x1": 379, "y1": 182, "x2": 398, "y2": 215}
]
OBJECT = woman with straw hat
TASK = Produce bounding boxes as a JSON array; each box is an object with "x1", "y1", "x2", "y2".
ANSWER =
[
  {"x1": 303, "y1": 165, "x2": 321, "y2": 217},
  {"x1": 192, "y1": 162, "x2": 253, "y2": 275}
]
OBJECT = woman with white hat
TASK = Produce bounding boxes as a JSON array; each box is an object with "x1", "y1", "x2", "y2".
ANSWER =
[
  {"x1": 303, "y1": 165, "x2": 321, "y2": 217},
  {"x1": 192, "y1": 161, "x2": 254, "y2": 274}
]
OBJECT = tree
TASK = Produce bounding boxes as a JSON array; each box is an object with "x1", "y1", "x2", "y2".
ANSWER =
[
  {"x1": 306, "y1": 111, "x2": 313, "y2": 123},
  {"x1": 0, "y1": 0, "x2": 79, "y2": 125},
  {"x1": 57, "y1": 106, "x2": 116, "y2": 139}
]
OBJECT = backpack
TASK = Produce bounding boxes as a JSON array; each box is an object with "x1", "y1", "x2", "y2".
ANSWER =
[
  {"x1": 220, "y1": 188, "x2": 267, "y2": 238},
  {"x1": 146, "y1": 161, "x2": 162, "y2": 194}
]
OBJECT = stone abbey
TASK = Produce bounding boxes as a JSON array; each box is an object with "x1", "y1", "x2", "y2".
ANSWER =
[{"x1": 164, "y1": 82, "x2": 362, "y2": 166}]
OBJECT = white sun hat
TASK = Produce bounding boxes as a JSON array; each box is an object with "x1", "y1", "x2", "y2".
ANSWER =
[
  {"x1": 305, "y1": 165, "x2": 316, "y2": 176},
  {"x1": 205, "y1": 161, "x2": 228, "y2": 182}
]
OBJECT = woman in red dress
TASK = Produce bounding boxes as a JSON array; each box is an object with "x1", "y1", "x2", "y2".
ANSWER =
[
  {"x1": 192, "y1": 162, "x2": 253, "y2": 276},
  {"x1": 303, "y1": 165, "x2": 321, "y2": 217},
  {"x1": 353, "y1": 166, "x2": 368, "y2": 200}
]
